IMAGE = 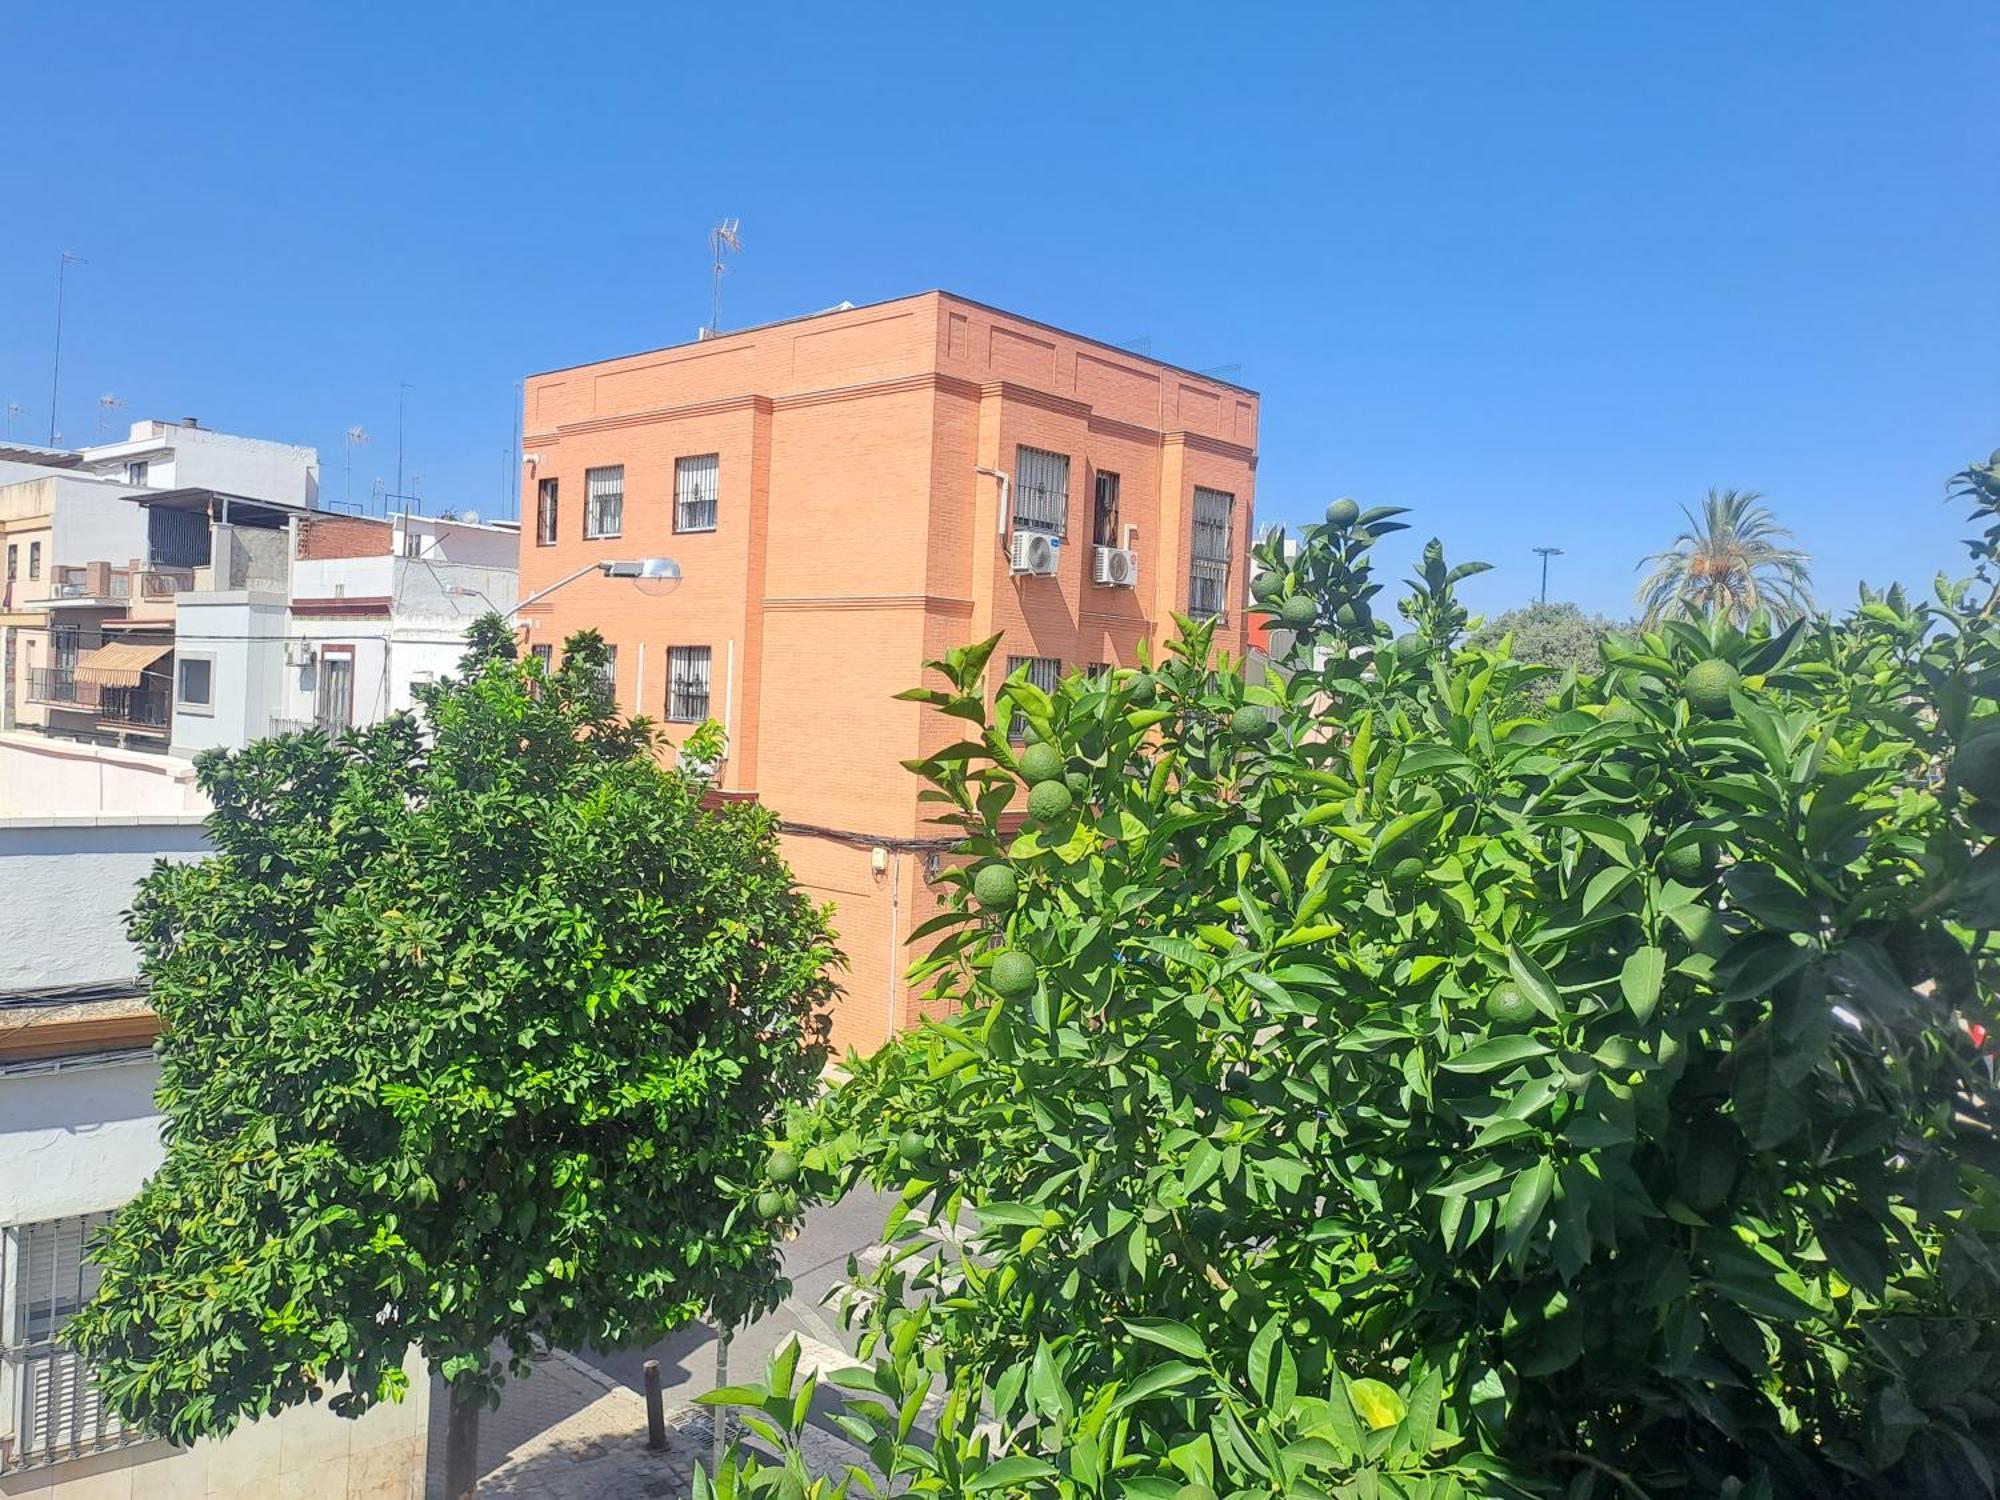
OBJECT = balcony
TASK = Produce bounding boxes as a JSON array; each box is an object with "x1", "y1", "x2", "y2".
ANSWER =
[
  {"x1": 124, "y1": 568, "x2": 196, "y2": 623},
  {"x1": 25, "y1": 668, "x2": 100, "y2": 711},
  {"x1": 95, "y1": 687, "x2": 171, "y2": 735}
]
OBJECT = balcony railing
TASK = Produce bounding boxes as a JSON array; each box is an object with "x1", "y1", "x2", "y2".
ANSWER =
[
  {"x1": 25, "y1": 668, "x2": 99, "y2": 710},
  {"x1": 47, "y1": 566, "x2": 130, "y2": 601},
  {"x1": 95, "y1": 687, "x2": 171, "y2": 732},
  {"x1": 137, "y1": 569, "x2": 194, "y2": 600},
  {"x1": 0, "y1": 1339, "x2": 146, "y2": 1473}
]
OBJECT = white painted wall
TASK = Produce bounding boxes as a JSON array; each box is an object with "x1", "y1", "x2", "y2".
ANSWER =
[
  {"x1": 0, "y1": 733, "x2": 207, "y2": 819},
  {"x1": 78, "y1": 423, "x2": 320, "y2": 509},
  {"x1": 0, "y1": 1058, "x2": 165, "y2": 1224},
  {"x1": 169, "y1": 592, "x2": 286, "y2": 755},
  {"x1": 0, "y1": 818, "x2": 210, "y2": 991}
]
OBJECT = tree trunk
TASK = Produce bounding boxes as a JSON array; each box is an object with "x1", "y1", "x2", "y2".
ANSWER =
[
  {"x1": 444, "y1": 1383, "x2": 482, "y2": 1500},
  {"x1": 712, "y1": 1325, "x2": 732, "y2": 1468}
]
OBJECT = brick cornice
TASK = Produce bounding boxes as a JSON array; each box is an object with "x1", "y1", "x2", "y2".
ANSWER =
[
  {"x1": 762, "y1": 593, "x2": 975, "y2": 615},
  {"x1": 1164, "y1": 430, "x2": 1258, "y2": 463}
]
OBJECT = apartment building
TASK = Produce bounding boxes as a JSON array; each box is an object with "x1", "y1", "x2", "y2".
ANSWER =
[{"x1": 519, "y1": 291, "x2": 1259, "y2": 1054}]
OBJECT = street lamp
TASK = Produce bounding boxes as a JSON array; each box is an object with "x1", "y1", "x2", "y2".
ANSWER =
[{"x1": 453, "y1": 557, "x2": 681, "y2": 619}]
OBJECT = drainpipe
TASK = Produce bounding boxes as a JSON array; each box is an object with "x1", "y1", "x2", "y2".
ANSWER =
[
  {"x1": 976, "y1": 466, "x2": 1013, "y2": 538},
  {"x1": 885, "y1": 849, "x2": 902, "y2": 1042}
]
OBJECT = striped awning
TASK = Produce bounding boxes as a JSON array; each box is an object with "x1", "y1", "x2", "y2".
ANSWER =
[{"x1": 73, "y1": 640, "x2": 173, "y2": 688}]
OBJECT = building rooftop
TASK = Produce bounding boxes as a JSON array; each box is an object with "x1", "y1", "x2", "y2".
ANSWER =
[
  {"x1": 526, "y1": 288, "x2": 1259, "y2": 397},
  {"x1": 0, "y1": 442, "x2": 83, "y2": 469}
]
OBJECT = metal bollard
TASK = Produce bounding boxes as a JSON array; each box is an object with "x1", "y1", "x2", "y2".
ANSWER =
[{"x1": 643, "y1": 1359, "x2": 666, "y2": 1452}]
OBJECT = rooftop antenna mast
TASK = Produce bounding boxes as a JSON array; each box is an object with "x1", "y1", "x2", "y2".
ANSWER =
[
  {"x1": 704, "y1": 218, "x2": 742, "y2": 337},
  {"x1": 98, "y1": 392, "x2": 123, "y2": 437}
]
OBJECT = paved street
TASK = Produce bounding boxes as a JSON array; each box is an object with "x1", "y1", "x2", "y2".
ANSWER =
[{"x1": 425, "y1": 1188, "x2": 901, "y2": 1497}]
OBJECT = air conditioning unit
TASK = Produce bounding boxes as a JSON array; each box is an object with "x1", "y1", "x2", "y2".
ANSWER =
[
  {"x1": 1093, "y1": 545, "x2": 1139, "y2": 588},
  {"x1": 1009, "y1": 530, "x2": 1060, "y2": 577},
  {"x1": 285, "y1": 641, "x2": 318, "y2": 667}
]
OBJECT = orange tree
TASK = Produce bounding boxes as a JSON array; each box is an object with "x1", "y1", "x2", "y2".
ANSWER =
[
  {"x1": 66, "y1": 626, "x2": 837, "y2": 1499},
  {"x1": 708, "y1": 478, "x2": 2000, "y2": 1497}
]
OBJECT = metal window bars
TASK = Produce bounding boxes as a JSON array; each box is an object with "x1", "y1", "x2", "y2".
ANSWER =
[
  {"x1": 0, "y1": 1213, "x2": 146, "y2": 1473},
  {"x1": 584, "y1": 466, "x2": 624, "y2": 540},
  {"x1": 668, "y1": 646, "x2": 712, "y2": 723},
  {"x1": 1189, "y1": 487, "x2": 1235, "y2": 622},
  {"x1": 1006, "y1": 654, "x2": 1061, "y2": 740},
  {"x1": 1012, "y1": 447, "x2": 1069, "y2": 536},
  {"x1": 675, "y1": 455, "x2": 720, "y2": 533}
]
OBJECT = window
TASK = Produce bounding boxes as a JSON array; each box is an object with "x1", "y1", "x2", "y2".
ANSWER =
[
  {"x1": 536, "y1": 478, "x2": 559, "y2": 546},
  {"x1": 317, "y1": 650, "x2": 354, "y2": 734},
  {"x1": 1188, "y1": 487, "x2": 1235, "y2": 622},
  {"x1": 4, "y1": 545, "x2": 14, "y2": 580},
  {"x1": 664, "y1": 648, "x2": 712, "y2": 724},
  {"x1": 124, "y1": 460, "x2": 149, "y2": 487},
  {"x1": 1006, "y1": 654, "x2": 1061, "y2": 741},
  {"x1": 675, "y1": 454, "x2": 719, "y2": 533},
  {"x1": 1092, "y1": 471, "x2": 1121, "y2": 548},
  {"x1": 1, "y1": 1212, "x2": 142, "y2": 1470},
  {"x1": 667, "y1": 646, "x2": 712, "y2": 723},
  {"x1": 400, "y1": 528, "x2": 423, "y2": 558},
  {"x1": 177, "y1": 656, "x2": 214, "y2": 711},
  {"x1": 598, "y1": 644, "x2": 619, "y2": 696},
  {"x1": 531, "y1": 643, "x2": 554, "y2": 670},
  {"x1": 1013, "y1": 446, "x2": 1069, "y2": 536},
  {"x1": 27, "y1": 542, "x2": 40, "y2": 581},
  {"x1": 1085, "y1": 661, "x2": 1112, "y2": 680},
  {"x1": 584, "y1": 466, "x2": 624, "y2": 540}
]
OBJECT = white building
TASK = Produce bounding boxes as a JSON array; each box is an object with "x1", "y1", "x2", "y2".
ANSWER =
[
  {"x1": 167, "y1": 504, "x2": 519, "y2": 756},
  {"x1": 0, "y1": 736, "x2": 428, "y2": 1496}
]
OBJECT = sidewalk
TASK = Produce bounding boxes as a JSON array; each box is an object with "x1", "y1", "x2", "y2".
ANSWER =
[{"x1": 424, "y1": 1341, "x2": 870, "y2": 1499}]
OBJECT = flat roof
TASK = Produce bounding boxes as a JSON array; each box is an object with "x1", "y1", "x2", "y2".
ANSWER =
[
  {"x1": 132, "y1": 486, "x2": 312, "y2": 526},
  {"x1": 525, "y1": 288, "x2": 1258, "y2": 397},
  {"x1": 0, "y1": 443, "x2": 83, "y2": 468}
]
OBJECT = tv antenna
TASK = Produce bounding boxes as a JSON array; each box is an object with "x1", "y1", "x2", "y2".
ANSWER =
[
  {"x1": 343, "y1": 425, "x2": 370, "y2": 507},
  {"x1": 1533, "y1": 546, "x2": 1564, "y2": 604},
  {"x1": 98, "y1": 392, "x2": 123, "y2": 437},
  {"x1": 6, "y1": 403, "x2": 24, "y2": 440},
  {"x1": 705, "y1": 218, "x2": 742, "y2": 336}
]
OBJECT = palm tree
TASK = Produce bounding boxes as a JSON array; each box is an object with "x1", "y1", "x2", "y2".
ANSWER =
[{"x1": 1636, "y1": 488, "x2": 1813, "y2": 627}]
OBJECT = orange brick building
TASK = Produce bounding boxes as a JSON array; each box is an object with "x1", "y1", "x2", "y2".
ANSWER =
[{"x1": 519, "y1": 291, "x2": 1258, "y2": 1055}]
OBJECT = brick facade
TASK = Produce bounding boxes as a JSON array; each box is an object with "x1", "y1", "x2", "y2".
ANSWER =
[
  {"x1": 520, "y1": 291, "x2": 1259, "y2": 1056},
  {"x1": 296, "y1": 513, "x2": 393, "y2": 560}
]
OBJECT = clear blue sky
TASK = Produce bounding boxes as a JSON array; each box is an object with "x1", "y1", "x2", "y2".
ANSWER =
[{"x1": 4, "y1": 2, "x2": 1995, "y2": 621}]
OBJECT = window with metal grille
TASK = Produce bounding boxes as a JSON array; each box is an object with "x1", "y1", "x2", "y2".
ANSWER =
[
  {"x1": 598, "y1": 644, "x2": 618, "y2": 697},
  {"x1": 26, "y1": 544, "x2": 38, "y2": 582},
  {"x1": 535, "y1": 479, "x2": 559, "y2": 546},
  {"x1": 1, "y1": 1211, "x2": 145, "y2": 1473},
  {"x1": 1012, "y1": 447, "x2": 1069, "y2": 536},
  {"x1": 584, "y1": 466, "x2": 624, "y2": 540},
  {"x1": 531, "y1": 643, "x2": 554, "y2": 670},
  {"x1": 1085, "y1": 661, "x2": 1112, "y2": 680},
  {"x1": 674, "y1": 454, "x2": 719, "y2": 533},
  {"x1": 667, "y1": 646, "x2": 711, "y2": 723},
  {"x1": 1005, "y1": 654, "x2": 1061, "y2": 741},
  {"x1": 1092, "y1": 472, "x2": 1121, "y2": 548},
  {"x1": 1188, "y1": 487, "x2": 1235, "y2": 622}
]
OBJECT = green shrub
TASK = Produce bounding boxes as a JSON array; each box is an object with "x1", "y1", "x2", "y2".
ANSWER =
[{"x1": 709, "y1": 472, "x2": 2000, "y2": 1498}]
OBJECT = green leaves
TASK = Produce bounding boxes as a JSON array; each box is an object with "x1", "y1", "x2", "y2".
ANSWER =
[
  {"x1": 72, "y1": 640, "x2": 836, "y2": 1441},
  {"x1": 708, "y1": 476, "x2": 2000, "y2": 1500},
  {"x1": 1440, "y1": 1035, "x2": 1551, "y2": 1074}
]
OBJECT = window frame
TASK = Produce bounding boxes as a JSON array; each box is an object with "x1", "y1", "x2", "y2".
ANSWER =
[
  {"x1": 316, "y1": 644, "x2": 356, "y2": 734},
  {"x1": 175, "y1": 654, "x2": 215, "y2": 715},
  {"x1": 1092, "y1": 470, "x2": 1122, "y2": 549},
  {"x1": 598, "y1": 643, "x2": 619, "y2": 698},
  {"x1": 666, "y1": 645, "x2": 712, "y2": 724},
  {"x1": 530, "y1": 643, "x2": 554, "y2": 670},
  {"x1": 673, "y1": 454, "x2": 720, "y2": 534},
  {"x1": 535, "y1": 478, "x2": 559, "y2": 547},
  {"x1": 583, "y1": 465, "x2": 625, "y2": 541},
  {"x1": 1188, "y1": 486, "x2": 1235, "y2": 623},
  {"x1": 1012, "y1": 446, "x2": 1070, "y2": 537},
  {"x1": 124, "y1": 460, "x2": 149, "y2": 487},
  {"x1": 26, "y1": 542, "x2": 40, "y2": 581}
]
